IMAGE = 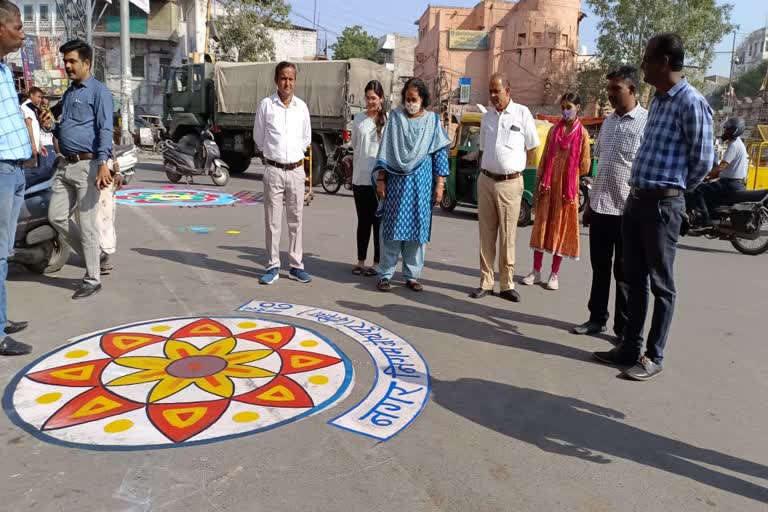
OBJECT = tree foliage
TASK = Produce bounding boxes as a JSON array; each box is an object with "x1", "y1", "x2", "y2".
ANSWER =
[
  {"x1": 331, "y1": 26, "x2": 381, "y2": 61},
  {"x1": 586, "y1": 0, "x2": 736, "y2": 96},
  {"x1": 216, "y1": 0, "x2": 291, "y2": 62},
  {"x1": 732, "y1": 61, "x2": 768, "y2": 98},
  {"x1": 576, "y1": 60, "x2": 610, "y2": 115}
]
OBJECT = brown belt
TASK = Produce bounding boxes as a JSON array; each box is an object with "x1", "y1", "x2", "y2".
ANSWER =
[
  {"x1": 630, "y1": 188, "x2": 682, "y2": 199},
  {"x1": 265, "y1": 158, "x2": 304, "y2": 171},
  {"x1": 481, "y1": 169, "x2": 521, "y2": 181},
  {"x1": 65, "y1": 152, "x2": 95, "y2": 163}
]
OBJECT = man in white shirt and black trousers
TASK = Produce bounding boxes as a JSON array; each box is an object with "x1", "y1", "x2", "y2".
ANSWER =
[
  {"x1": 253, "y1": 61, "x2": 312, "y2": 285},
  {"x1": 572, "y1": 66, "x2": 648, "y2": 340},
  {"x1": 470, "y1": 72, "x2": 539, "y2": 302}
]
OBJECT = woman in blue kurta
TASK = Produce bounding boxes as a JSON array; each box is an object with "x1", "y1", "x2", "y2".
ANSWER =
[{"x1": 374, "y1": 78, "x2": 451, "y2": 292}]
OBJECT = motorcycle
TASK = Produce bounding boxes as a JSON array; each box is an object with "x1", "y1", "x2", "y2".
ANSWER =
[
  {"x1": 10, "y1": 145, "x2": 139, "y2": 274},
  {"x1": 159, "y1": 130, "x2": 230, "y2": 186},
  {"x1": 685, "y1": 188, "x2": 768, "y2": 255},
  {"x1": 321, "y1": 140, "x2": 353, "y2": 194}
]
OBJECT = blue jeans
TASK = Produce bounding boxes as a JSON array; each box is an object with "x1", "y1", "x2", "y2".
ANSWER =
[
  {"x1": 621, "y1": 194, "x2": 684, "y2": 364},
  {"x1": 378, "y1": 237, "x2": 426, "y2": 282},
  {"x1": 0, "y1": 161, "x2": 26, "y2": 338}
]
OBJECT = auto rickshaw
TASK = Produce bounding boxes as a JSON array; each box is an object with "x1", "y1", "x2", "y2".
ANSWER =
[
  {"x1": 746, "y1": 125, "x2": 768, "y2": 190},
  {"x1": 441, "y1": 112, "x2": 553, "y2": 226}
]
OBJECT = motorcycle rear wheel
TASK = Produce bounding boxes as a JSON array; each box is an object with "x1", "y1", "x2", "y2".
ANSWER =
[
  {"x1": 730, "y1": 207, "x2": 768, "y2": 255},
  {"x1": 321, "y1": 168, "x2": 342, "y2": 194}
]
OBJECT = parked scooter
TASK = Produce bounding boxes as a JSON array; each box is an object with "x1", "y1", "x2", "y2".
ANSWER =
[
  {"x1": 321, "y1": 138, "x2": 354, "y2": 194},
  {"x1": 10, "y1": 145, "x2": 139, "y2": 274},
  {"x1": 159, "y1": 130, "x2": 230, "y2": 186},
  {"x1": 685, "y1": 188, "x2": 768, "y2": 255}
]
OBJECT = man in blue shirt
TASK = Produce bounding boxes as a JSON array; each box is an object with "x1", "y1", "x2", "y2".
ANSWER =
[
  {"x1": 40, "y1": 39, "x2": 113, "y2": 299},
  {"x1": 593, "y1": 33, "x2": 714, "y2": 381},
  {"x1": 0, "y1": 0, "x2": 33, "y2": 356}
]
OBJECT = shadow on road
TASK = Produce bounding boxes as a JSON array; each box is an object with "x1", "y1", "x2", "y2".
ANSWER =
[
  {"x1": 677, "y1": 242, "x2": 737, "y2": 255},
  {"x1": 431, "y1": 377, "x2": 768, "y2": 504}
]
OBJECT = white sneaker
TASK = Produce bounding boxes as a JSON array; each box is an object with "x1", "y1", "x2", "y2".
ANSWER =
[
  {"x1": 546, "y1": 274, "x2": 559, "y2": 290},
  {"x1": 521, "y1": 271, "x2": 541, "y2": 286}
]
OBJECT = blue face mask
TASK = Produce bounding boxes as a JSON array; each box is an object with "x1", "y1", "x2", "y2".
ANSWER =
[{"x1": 562, "y1": 109, "x2": 576, "y2": 121}]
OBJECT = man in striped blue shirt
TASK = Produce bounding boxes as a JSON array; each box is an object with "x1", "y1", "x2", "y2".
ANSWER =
[
  {"x1": 0, "y1": 0, "x2": 33, "y2": 356},
  {"x1": 594, "y1": 33, "x2": 713, "y2": 381}
]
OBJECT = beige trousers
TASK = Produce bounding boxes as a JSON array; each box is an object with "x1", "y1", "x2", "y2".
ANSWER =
[
  {"x1": 263, "y1": 165, "x2": 305, "y2": 270},
  {"x1": 478, "y1": 172, "x2": 523, "y2": 291}
]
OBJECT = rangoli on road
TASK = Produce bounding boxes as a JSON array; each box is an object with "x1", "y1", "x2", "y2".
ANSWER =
[
  {"x1": 116, "y1": 189, "x2": 239, "y2": 207},
  {"x1": 3, "y1": 317, "x2": 352, "y2": 450}
]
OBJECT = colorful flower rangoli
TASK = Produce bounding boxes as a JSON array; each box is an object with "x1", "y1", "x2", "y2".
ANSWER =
[
  {"x1": 115, "y1": 189, "x2": 239, "y2": 207},
  {"x1": 4, "y1": 317, "x2": 352, "y2": 450}
]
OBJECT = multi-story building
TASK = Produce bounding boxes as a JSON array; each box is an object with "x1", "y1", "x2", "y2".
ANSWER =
[
  {"x1": 414, "y1": 0, "x2": 584, "y2": 118},
  {"x1": 734, "y1": 27, "x2": 768, "y2": 78}
]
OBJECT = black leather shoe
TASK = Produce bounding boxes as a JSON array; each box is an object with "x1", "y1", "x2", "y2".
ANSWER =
[
  {"x1": 5, "y1": 320, "x2": 28, "y2": 335},
  {"x1": 0, "y1": 337, "x2": 33, "y2": 356},
  {"x1": 499, "y1": 289, "x2": 521, "y2": 302},
  {"x1": 469, "y1": 288, "x2": 493, "y2": 299},
  {"x1": 571, "y1": 321, "x2": 607, "y2": 335},
  {"x1": 593, "y1": 348, "x2": 636, "y2": 366},
  {"x1": 73, "y1": 283, "x2": 102, "y2": 300}
]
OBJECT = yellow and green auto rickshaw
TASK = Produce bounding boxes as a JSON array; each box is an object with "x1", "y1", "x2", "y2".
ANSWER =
[
  {"x1": 746, "y1": 125, "x2": 768, "y2": 190},
  {"x1": 441, "y1": 112, "x2": 553, "y2": 226}
]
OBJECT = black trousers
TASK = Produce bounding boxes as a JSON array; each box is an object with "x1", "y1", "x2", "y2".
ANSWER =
[
  {"x1": 692, "y1": 178, "x2": 745, "y2": 223},
  {"x1": 588, "y1": 209, "x2": 628, "y2": 337},
  {"x1": 353, "y1": 185, "x2": 380, "y2": 263}
]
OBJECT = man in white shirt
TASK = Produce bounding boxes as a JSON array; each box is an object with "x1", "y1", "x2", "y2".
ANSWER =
[
  {"x1": 20, "y1": 86, "x2": 46, "y2": 167},
  {"x1": 691, "y1": 117, "x2": 748, "y2": 226},
  {"x1": 471, "y1": 73, "x2": 539, "y2": 302},
  {"x1": 253, "y1": 61, "x2": 312, "y2": 285},
  {"x1": 573, "y1": 66, "x2": 648, "y2": 340}
]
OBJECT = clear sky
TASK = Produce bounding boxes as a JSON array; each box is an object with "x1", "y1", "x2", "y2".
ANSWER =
[{"x1": 288, "y1": 0, "x2": 767, "y2": 77}]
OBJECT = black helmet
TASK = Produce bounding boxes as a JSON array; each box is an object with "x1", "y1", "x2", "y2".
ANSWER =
[{"x1": 722, "y1": 118, "x2": 745, "y2": 139}]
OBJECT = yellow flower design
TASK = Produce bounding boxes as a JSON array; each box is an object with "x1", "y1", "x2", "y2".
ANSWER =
[{"x1": 107, "y1": 337, "x2": 274, "y2": 402}]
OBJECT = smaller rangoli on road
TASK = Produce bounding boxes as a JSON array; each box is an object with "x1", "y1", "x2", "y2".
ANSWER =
[{"x1": 4, "y1": 317, "x2": 352, "y2": 450}]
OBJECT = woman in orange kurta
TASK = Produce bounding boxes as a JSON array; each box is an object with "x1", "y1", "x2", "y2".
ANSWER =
[{"x1": 522, "y1": 93, "x2": 591, "y2": 291}]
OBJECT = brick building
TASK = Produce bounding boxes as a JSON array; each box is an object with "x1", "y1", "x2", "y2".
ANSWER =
[{"x1": 414, "y1": 0, "x2": 584, "y2": 119}]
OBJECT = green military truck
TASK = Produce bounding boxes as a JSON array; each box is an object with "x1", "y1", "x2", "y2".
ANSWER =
[{"x1": 163, "y1": 59, "x2": 393, "y2": 182}]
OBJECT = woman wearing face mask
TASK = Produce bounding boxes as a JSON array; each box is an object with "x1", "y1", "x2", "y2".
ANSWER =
[
  {"x1": 351, "y1": 80, "x2": 387, "y2": 276},
  {"x1": 521, "y1": 93, "x2": 591, "y2": 290},
  {"x1": 373, "y1": 78, "x2": 451, "y2": 292}
]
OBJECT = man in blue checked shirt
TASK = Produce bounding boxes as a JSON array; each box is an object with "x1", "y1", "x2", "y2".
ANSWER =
[
  {"x1": 0, "y1": 0, "x2": 33, "y2": 356},
  {"x1": 593, "y1": 33, "x2": 713, "y2": 381},
  {"x1": 39, "y1": 39, "x2": 113, "y2": 300}
]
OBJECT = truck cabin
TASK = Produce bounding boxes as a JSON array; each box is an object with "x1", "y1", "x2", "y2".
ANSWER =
[{"x1": 163, "y1": 63, "x2": 211, "y2": 122}]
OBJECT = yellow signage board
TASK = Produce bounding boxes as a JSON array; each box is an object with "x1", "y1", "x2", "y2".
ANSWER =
[{"x1": 448, "y1": 30, "x2": 489, "y2": 51}]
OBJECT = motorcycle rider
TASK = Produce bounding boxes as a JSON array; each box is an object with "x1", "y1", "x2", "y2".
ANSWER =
[{"x1": 691, "y1": 117, "x2": 748, "y2": 226}]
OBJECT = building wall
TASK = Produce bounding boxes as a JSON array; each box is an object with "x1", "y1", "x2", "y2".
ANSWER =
[
  {"x1": 270, "y1": 28, "x2": 318, "y2": 62},
  {"x1": 414, "y1": 0, "x2": 582, "y2": 114},
  {"x1": 734, "y1": 28, "x2": 768, "y2": 78}
]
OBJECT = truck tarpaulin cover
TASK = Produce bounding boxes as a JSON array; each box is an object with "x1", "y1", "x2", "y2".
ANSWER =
[{"x1": 215, "y1": 59, "x2": 392, "y2": 116}]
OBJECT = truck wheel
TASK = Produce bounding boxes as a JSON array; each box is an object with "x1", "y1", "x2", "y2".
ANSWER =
[
  {"x1": 518, "y1": 199, "x2": 532, "y2": 227},
  {"x1": 223, "y1": 153, "x2": 251, "y2": 174},
  {"x1": 310, "y1": 141, "x2": 325, "y2": 187},
  {"x1": 440, "y1": 192, "x2": 457, "y2": 212}
]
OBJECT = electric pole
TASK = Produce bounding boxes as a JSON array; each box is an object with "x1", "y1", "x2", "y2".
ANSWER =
[{"x1": 120, "y1": 0, "x2": 132, "y2": 144}]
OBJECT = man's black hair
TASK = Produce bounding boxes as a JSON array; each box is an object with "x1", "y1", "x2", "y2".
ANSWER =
[
  {"x1": 606, "y1": 65, "x2": 639, "y2": 92},
  {"x1": 648, "y1": 33, "x2": 685, "y2": 72},
  {"x1": 59, "y1": 39, "x2": 93, "y2": 66}
]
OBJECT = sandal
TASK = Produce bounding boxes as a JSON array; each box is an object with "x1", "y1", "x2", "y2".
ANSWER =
[
  {"x1": 406, "y1": 280, "x2": 424, "y2": 292},
  {"x1": 363, "y1": 267, "x2": 378, "y2": 277},
  {"x1": 352, "y1": 266, "x2": 363, "y2": 275},
  {"x1": 377, "y1": 279, "x2": 392, "y2": 292}
]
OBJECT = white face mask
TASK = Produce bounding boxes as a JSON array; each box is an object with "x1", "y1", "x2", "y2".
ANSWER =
[{"x1": 405, "y1": 101, "x2": 422, "y2": 115}]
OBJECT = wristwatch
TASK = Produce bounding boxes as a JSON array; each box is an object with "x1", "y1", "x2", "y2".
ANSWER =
[{"x1": 99, "y1": 160, "x2": 108, "y2": 167}]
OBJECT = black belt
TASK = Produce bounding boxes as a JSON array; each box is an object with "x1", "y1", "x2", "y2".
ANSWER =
[
  {"x1": 630, "y1": 188, "x2": 682, "y2": 199},
  {"x1": 64, "y1": 152, "x2": 95, "y2": 163},
  {"x1": 0, "y1": 159, "x2": 25, "y2": 166},
  {"x1": 265, "y1": 158, "x2": 304, "y2": 170},
  {"x1": 481, "y1": 169, "x2": 521, "y2": 181}
]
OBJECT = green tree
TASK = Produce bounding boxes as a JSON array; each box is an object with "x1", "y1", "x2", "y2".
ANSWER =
[
  {"x1": 732, "y1": 61, "x2": 768, "y2": 98},
  {"x1": 331, "y1": 26, "x2": 380, "y2": 61},
  {"x1": 586, "y1": 0, "x2": 736, "y2": 96},
  {"x1": 216, "y1": 0, "x2": 291, "y2": 62},
  {"x1": 576, "y1": 61, "x2": 610, "y2": 115}
]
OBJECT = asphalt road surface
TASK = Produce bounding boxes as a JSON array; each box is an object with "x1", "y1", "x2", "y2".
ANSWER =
[{"x1": 1, "y1": 157, "x2": 766, "y2": 511}]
